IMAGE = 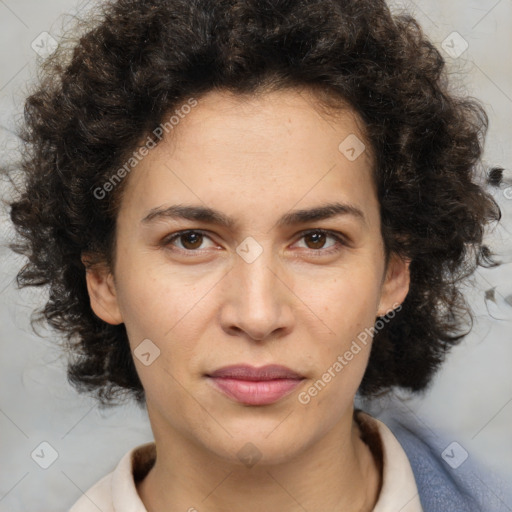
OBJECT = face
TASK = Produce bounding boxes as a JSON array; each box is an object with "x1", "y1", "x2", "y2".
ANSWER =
[{"x1": 85, "y1": 88, "x2": 410, "y2": 465}]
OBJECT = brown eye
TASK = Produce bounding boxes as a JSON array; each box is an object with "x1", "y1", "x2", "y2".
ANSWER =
[
  {"x1": 163, "y1": 230, "x2": 216, "y2": 251},
  {"x1": 303, "y1": 231, "x2": 328, "y2": 250},
  {"x1": 179, "y1": 232, "x2": 203, "y2": 250},
  {"x1": 293, "y1": 229, "x2": 348, "y2": 256}
]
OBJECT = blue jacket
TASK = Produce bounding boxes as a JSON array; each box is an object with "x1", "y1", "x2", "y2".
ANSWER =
[{"x1": 383, "y1": 414, "x2": 511, "y2": 511}]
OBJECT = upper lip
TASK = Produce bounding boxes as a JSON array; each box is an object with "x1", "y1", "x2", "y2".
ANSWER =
[{"x1": 207, "y1": 364, "x2": 304, "y2": 381}]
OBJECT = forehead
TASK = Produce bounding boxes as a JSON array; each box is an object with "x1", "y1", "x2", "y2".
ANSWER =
[
  {"x1": 118, "y1": 88, "x2": 378, "y2": 229},
  {"x1": 161, "y1": 88, "x2": 370, "y2": 160}
]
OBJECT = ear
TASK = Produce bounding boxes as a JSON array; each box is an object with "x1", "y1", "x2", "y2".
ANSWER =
[
  {"x1": 82, "y1": 254, "x2": 123, "y2": 325},
  {"x1": 377, "y1": 252, "x2": 410, "y2": 317}
]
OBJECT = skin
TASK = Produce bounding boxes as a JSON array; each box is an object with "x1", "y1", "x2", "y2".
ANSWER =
[{"x1": 84, "y1": 88, "x2": 410, "y2": 512}]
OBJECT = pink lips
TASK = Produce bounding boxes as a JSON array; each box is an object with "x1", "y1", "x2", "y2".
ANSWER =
[{"x1": 207, "y1": 364, "x2": 305, "y2": 405}]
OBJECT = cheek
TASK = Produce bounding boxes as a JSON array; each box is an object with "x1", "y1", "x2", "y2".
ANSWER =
[
  {"x1": 114, "y1": 265, "x2": 215, "y2": 390},
  {"x1": 301, "y1": 266, "x2": 382, "y2": 335},
  {"x1": 115, "y1": 263, "x2": 201, "y2": 338},
  {"x1": 297, "y1": 269, "x2": 381, "y2": 389},
  {"x1": 115, "y1": 270, "x2": 205, "y2": 406}
]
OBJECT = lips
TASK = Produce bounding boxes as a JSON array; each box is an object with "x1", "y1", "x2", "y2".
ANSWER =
[
  {"x1": 208, "y1": 364, "x2": 304, "y2": 381},
  {"x1": 206, "y1": 364, "x2": 305, "y2": 405}
]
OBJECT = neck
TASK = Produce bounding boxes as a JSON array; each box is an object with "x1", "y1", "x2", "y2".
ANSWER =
[{"x1": 137, "y1": 408, "x2": 382, "y2": 512}]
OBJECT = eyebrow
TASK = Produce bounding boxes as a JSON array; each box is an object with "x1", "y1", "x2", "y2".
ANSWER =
[{"x1": 141, "y1": 201, "x2": 367, "y2": 229}]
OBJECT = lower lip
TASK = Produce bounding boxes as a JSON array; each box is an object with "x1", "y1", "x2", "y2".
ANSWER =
[{"x1": 207, "y1": 377, "x2": 304, "y2": 405}]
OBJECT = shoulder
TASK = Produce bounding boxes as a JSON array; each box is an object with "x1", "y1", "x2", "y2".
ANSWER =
[
  {"x1": 381, "y1": 412, "x2": 511, "y2": 512},
  {"x1": 68, "y1": 442, "x2": 155, "y2": 512},
  {"x1": 68, "y1": 471, "x2": 114, "y2": 512}
]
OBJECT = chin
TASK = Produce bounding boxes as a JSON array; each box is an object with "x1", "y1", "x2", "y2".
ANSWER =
[{"x1": 199, "y1": 425, "x2": 311, "y2": 468}]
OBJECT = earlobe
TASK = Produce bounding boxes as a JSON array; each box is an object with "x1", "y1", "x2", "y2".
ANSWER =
[
  {"x1": 82, "y1": 256, "x2": 123, "y2": 325},
  {"x1": 377, "y1": 253, "x2": 411, "y2": 317}
]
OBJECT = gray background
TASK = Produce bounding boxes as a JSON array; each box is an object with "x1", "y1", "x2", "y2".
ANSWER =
[{"x1": 0, "y1": 0, "x2": 511, "y2": 510}]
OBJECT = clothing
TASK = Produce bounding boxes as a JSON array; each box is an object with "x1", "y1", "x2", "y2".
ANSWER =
[
  {"x1": 69, "y1": 413, "x2": 423, "y2": 512},
  {"x1": 381, "y1": 410, "x2": 512, "y2": 512}
]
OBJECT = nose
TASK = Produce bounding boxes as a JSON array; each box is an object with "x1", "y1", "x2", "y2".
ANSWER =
[{"x1": 219, "y1": 244, "x2": 294, "y2": 342}]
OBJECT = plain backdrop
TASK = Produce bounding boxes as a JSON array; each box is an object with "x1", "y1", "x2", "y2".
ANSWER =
[{"x1": 0, "y1": 0, "x2": 511, "y2": 510}]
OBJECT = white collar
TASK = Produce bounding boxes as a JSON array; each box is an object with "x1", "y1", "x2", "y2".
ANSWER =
[{"x1": 70, "y1": 413, "x2": 422, "y2": 511}]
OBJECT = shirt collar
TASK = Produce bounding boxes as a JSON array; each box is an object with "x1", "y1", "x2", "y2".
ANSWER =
[{"x1": 106, "y1": 413, "x2": 422, "y2": 511}]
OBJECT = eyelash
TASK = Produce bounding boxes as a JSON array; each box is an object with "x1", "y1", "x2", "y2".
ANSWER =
[{"x1": 161, "y1": 229, "x2": 349, "y2": 256}]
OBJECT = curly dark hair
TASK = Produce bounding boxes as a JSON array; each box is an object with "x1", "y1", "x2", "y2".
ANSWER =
[{"x1": 5, "y1": 0, "x2": 503, "y2": 408}]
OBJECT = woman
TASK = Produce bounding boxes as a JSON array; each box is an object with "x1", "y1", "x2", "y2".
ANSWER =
[{"x1": 6, "y1": 0, "x2": 509, "y2": 510}]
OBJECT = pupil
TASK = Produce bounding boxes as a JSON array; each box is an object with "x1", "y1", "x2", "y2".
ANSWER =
[
  {"x1": 179, "y1": 232, "x2": 327, "y2": 250},
  {"x1": 308, "y1": 232, "x2": 325, "y2": 249},
  {"x1": 183, "y1": 232, "x2": 202, "y2": 249}
]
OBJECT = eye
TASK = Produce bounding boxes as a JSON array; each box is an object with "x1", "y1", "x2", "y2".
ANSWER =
[
  {"x1": 293, "y1": 229, "x2": 348, "y2": 254},
  {"x1": 161, "y1": 228, "x2": 348, "y2": 255},
  {"x1": 162, "y1": 230, "x2": 217, "y2": 252}
]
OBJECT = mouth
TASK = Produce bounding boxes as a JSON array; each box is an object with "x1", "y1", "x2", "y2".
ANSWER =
[{"x1": 206, "y1": 364, "x2": 305, "y2": 406}]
